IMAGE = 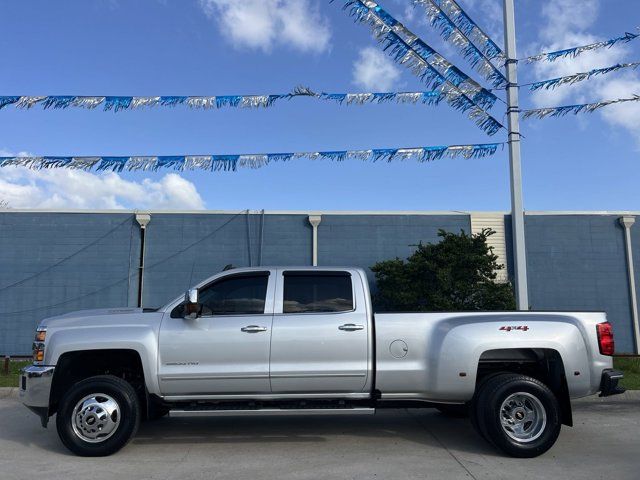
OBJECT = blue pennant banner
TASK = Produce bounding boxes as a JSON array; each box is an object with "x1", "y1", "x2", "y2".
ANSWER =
[
  {"x1": 522, "y1": 95, "x2": 640, "y2": 120},
  {"x1": 529, "y1": 62, "x2": 640, "y2": 91},
  {"x1": 0, "y1": 144, "x2": 502, "y2": 172},
  {"x1": 339, "y1": 0, "x2": 503, "y2": 136},
  {"x1": 413, "y1": 0, "x2": 507, "y2": 86},
  {"x1": 344, "y1": 0, "x2": 497, "y2": 109},
  {"x1": 525, "y1": 31, "x2": 639, "y2": 63},
  {"x1": 0, "y1": 88, "x2": 449, "y2": 112}
]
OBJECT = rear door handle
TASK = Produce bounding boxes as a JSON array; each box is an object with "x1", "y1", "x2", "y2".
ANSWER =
[
  {"x1": 241, "y1": 325, "x2": 268, "y2": 333},
  {"x1": 339, "y1": 323, "x2": 364, "y2": 332}
]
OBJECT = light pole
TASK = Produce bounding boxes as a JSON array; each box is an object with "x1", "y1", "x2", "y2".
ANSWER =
[{"x1": 503, "y1": 0, "x2": 529, "y2": 310}]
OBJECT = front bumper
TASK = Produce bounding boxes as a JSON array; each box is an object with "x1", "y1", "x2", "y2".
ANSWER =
[
  {"x1": 599, "y1": 368, "x2": 625, "y2": 397},
  {"x1": 19, "y1": 365, "x2": 55, "y2": 427}
]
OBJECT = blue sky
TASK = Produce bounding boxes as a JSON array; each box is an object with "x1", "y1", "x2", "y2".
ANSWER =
[{"x1": 0, "y1": 0, "x2": 638, "y2": 211}]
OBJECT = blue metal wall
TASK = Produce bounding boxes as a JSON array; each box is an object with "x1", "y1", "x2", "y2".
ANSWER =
[
  {"x1": 0, "y1": 211, "x2": 638, "y2": 354},
  {"x1": 141, "y1": 213, "x2": 313, "y2": 307},
  {"x1": 0, "y1": 213, "x2": 140, "y2": 355},
  {"x1": 318, "y1": 214, "x2": 471, "y2": 286},
  {"x1": 525, "y1": 215, "x2": 638, "y2": 353}
]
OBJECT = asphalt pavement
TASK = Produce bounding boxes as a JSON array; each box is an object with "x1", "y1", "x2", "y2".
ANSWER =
[{"x1": 0, "y1": 388, "x2": 638, "y2": 480}]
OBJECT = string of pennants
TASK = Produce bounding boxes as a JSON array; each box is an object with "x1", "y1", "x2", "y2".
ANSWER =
[
  {"x1": 413, "y1": 0, "x2": 507, "y2": 82},
  {"x1": 340, "y1": 0, "x2": 504, "y2": 135},
  {"x1": 521, "y1": 95, "x2": 640, "y2": 120},
  {"x1": 0, "y1": 88, "x2": 449, "y2": 112},
  {"x1": 1, "y1": 0, "x2": 639, "y2": 171},
  {"x1": 523, "y1": 31, "x2": 639, "y2": 64},
  {"x1": 0, "y1": 144, "x2": 502, "y2": 172},
  {"x1": 528, "y1": 62, "x2": 640, "y2": 91}
]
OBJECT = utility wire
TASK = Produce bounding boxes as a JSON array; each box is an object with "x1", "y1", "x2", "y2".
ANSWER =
[
  {"x1": 0, "y1": 210, "x2": 247, "y2": 315},
  {"x1": 0, "y1": 215, "x2": 133, "y2": 293}
]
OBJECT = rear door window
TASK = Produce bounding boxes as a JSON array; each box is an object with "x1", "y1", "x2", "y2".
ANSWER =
[{"x1": 283, "y1": 272, "x2": 353, "y2": 313}]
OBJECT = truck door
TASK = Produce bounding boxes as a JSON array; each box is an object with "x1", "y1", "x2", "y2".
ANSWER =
[
  {"x1": 270, "y1": 270, "x2": 369, "y2": 393},
  {"x1": 158, "y1": 271, "x2": 275, "y2": 395}
]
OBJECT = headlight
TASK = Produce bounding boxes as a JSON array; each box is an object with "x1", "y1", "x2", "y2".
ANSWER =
[{"x1": 33, "y1": 327, "x2": 47, "y2": 363}]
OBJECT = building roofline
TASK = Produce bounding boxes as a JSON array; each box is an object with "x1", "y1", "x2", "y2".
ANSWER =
[{"x1": 0, "y1": 208, "x2": 638, "y2": 216}]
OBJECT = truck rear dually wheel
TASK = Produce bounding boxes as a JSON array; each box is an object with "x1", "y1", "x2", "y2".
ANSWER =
[
  {"x1": 473, "y1": 373, "x2": 561, "y2": 458},
  {"x1": 56, "y1": 375, "x2": 140, "y2": 456}
]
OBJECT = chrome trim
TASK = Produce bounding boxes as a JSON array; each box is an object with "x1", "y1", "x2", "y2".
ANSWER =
[
  {"x1": 169, "y1": 408, "x2": 375, "y2": 417},
  {"x1": 162, "y1": 392, "x2": 371, "y2": 402},
  {"x1": 499, "y1": 392, "x2": 547, "y2": 443},
  {"x1": 269, "y1": 373, "x2": 367, "y2": 378},
  {"x1": 240, "y1": 325, "x2": 268, "y2": 333},
  {"x1": 160, "y1": 374, "x2": 269, "y2": 381},
  {"x1": 71, "y1": 393, "x2": 121, "y2": 443},
  {"x1": 339, "y1": 323, "x2": 365, "y2": 331},
  {"x1": 20, "y1": 365, "x2": 55, "y2": 409}
]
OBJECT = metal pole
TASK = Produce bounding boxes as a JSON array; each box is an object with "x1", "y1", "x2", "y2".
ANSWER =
[
  {"x1": 308, "y1": 215, "x2": 322, "y2": 266},
  {"x1": 503, "y1": 0, "x2": 529, "y2": 310},
  {"x1": 135, "y1": 213, "x2": 151, "y2": 308},
  {"x1": 620, "y1": 217, "x2": 640, "y2": 353}
]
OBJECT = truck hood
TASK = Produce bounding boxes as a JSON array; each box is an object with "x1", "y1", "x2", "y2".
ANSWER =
[{"x1": 41, "y1": 307, "x2": 163, "y2": 329}]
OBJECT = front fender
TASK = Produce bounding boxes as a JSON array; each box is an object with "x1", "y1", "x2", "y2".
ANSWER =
[{"x1": 45, "y1": 325, "x2": 161, "y2": 395}]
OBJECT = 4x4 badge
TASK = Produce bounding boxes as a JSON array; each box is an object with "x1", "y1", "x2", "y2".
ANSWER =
[{"x1": 499, "y1": 326, "x2": 529, "y2": 332}]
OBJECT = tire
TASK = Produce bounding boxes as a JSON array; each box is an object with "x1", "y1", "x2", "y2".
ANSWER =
[
  {"x1": 56, "y1": 375, "x2": 140, "y2": 457},
  {"x1": 473, "y1": 373, "x2": 561, "y2": 458},
  {"x1": 469, "y1": 372, "x2": 506, "y2": 444},
  {"x1": 435, "y1": 403, "x2": 469, "y2": 418}
]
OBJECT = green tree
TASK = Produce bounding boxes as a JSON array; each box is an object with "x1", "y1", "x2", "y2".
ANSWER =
[{"x1": 371, "y1": 229, "x2": 516, "y2": 311}]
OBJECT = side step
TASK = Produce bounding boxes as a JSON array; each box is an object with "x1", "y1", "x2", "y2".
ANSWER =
[{"x1": 169, "y1": 407, "x2": 376, "y2": 417}]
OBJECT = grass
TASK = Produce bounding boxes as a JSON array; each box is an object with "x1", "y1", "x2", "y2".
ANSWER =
[
  {"x1": 0, "y1": 358, "x2": 638, "y2": 390},
  {"x1": 0, "y1": 360, "x2": 30, "y2": 388},
  {"x1": 615, "y1": 357, "x2": 640, "y2": 391}
]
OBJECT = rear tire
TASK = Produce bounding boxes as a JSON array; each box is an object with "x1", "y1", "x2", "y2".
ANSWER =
[
  {"x1": 56, "y1": 375, "x2": 140, "y2": 457},
  {"x1": 473, "y1": 373, "x2": 561, "y2": 458}
]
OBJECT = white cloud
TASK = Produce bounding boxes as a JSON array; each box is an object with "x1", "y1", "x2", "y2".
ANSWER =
[
  {"x1": 599, "y1": 77, "x2": 640, "y2": 143},
  {"x1": 0, "y1": 151, "x2": 206, "y2": 210},
  {"x1": 352, "y1": 47, "x2": 402, "y2": 91},
  {"x1": 539, "y1": 0, "x2": 599, "y2": 40},
  {"x1": 458, "y1": 0, "x2": 503, "y2": 42},
  {"x1": 198, "y1": 0, "x2": 331, "y2": 53},
  {"x1": 527, "y1": 0, "x2": 640, "y2": 144}
]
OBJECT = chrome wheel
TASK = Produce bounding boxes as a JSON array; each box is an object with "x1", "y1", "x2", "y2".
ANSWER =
[
  {"x1": 499, "y1": 392, "x2": 547, "y2": 443},
  {"x1": 71, "y1": 393, "x2": 121, "y2": 443}
]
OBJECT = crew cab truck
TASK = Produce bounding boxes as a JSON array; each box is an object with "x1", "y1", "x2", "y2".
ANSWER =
[{"x1": 21, "y1": 267, "x2": 624, "y2": 458}]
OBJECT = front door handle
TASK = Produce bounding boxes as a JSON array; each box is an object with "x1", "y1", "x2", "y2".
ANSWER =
[
  {"x1": 339, "y1": 323, "x2": 364, "y2": 332},
  {"x1": 241, "y1": 325, "x2": 268, "y2": 333}
]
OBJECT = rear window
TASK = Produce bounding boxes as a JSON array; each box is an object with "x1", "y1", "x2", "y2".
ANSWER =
[{"x1": 283, "y1": 272, "x2": 354, "y2": 313}]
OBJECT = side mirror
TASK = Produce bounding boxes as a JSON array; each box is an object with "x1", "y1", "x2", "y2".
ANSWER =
[
  {"x1": 184, "y1": 288, "x2": 199, "y2": 320},
  {"x1": 185, "y1": 288, "x2": 198, "y2": 304}
]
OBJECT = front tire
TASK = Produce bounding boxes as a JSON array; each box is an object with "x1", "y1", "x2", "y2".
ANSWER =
[
  {"x1": 56, "y1": 375, "x2": 140, "y2": 456},
  {"x1": 473, "y1": 373, "x2": 561, "y2": 458}
]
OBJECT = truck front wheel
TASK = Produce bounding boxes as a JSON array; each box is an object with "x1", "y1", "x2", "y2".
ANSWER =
[
  {"x1": 56, "y1": 375, "x2": 140, "y2": 456},
  {"x1": 473, "y1": 373, "x2": 561, "y2": 458}
]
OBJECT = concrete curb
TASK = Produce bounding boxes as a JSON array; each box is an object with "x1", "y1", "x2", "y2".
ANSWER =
[
  {"x1": 0, "y1": 387, "x2": 18, "y2": 399},
  {"x1": 574, "y1": 390, "x2": 640, "y2": 403}
]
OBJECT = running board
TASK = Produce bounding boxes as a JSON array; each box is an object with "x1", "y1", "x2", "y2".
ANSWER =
[{"x1": 169, "y1": 407, "x2": 376, "y2": 417}]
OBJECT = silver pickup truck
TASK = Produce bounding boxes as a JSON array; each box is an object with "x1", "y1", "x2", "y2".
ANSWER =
[{"x1": 20, "y1": 266, "x2": 624, "y2": 458}]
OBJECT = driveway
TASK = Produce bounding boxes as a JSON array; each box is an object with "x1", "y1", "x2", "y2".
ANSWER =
[{"x1": 0, "y1": 389, "x2": 638, "y2": 480}]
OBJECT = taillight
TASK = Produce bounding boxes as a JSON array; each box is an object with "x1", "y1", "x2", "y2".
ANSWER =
[{"x1": 596, "y1": 322, "x2": 615, "y2": 356}]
